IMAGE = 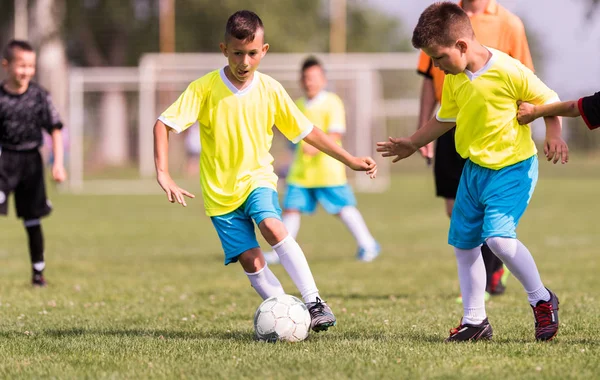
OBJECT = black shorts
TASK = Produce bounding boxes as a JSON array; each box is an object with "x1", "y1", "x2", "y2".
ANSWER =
[
  {"x1": 434, "y1": 127, "x2": 467, "y2": 199},
  {"x1": 0, "y1": 148, "x2": 52, "y2": 219}
]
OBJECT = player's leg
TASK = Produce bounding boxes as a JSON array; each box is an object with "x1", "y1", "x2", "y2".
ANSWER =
[
  {"x1": 446, "y1": 160, "x2": 492, "y2": 342},
  {"x1": 15, "y1": 150, "x2": 52, "y2": 286},
  {"x1": 263, "y1": 185, "x2": 315, "y2": 265},
  {"x1": 211, "y1": 209, "x2": 285, "y2": 300},
  {"x1": 482, "y1": 155, "x2": 558, "y2": 341},
  {"x1": 247, "y1": 188, "x2": 335, "y2": 332},
  {"x1": 316, "y1": 185, "x2": 380, "y2": 261}
]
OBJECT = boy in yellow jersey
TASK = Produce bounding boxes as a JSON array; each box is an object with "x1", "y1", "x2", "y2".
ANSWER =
[
  {"x1": 377, "y1": 2, "x2": 568, "y2": 342},
  {"x1": 153, "y1": 11, "x2": 377, "y2": 333},
  {"x1": 264, "y1": 57, "x2": 380, "y2": 265}
]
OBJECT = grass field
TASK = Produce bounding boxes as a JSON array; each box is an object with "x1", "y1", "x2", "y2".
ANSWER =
[{"x1": 1, "y1": 157, "x2": 600, "y2": 379}]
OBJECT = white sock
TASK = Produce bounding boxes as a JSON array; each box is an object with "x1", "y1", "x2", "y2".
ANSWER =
[
  {"x1": 485, "y1": 237, "x2": 550, "y2": 306},
  {"x1": 245, "y1": 265, "x2": 285, "y2": 300},
  {"x1": 339, "y1": 206, "x2": 378, "y2": 252},
  {"x1": 33, "y1": 261, "x2": 46, "y2": 272},
  {"x1": 282, "y1": 212, "x2": 301, "y2": 240},
  {"x1": 454, "y1": 246, "x2": 487, "y2": 325},
  {"x1": 272, "y1": 235, "x2": 320, "y2": 303}
]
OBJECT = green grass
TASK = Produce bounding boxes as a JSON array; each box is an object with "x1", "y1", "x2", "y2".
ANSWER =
[{"x1": 1, "y1": 159, "x2": 600, "y2": 379}]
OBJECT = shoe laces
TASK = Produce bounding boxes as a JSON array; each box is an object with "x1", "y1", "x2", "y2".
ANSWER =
[
  {"x1": 308, "y1": 297, "x2": 328, "y2": 316},
  {"x1": 449, "y1": 320, "x2": 462, "y2": 335},
  {"x1": 533, "y1": 302, "x2": 554, "y2": 327}
]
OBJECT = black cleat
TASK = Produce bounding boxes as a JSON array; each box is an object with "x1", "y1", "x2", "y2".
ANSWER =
[
  {"x1": 445, "y1": 318, "x2": 493, "y2": 342},
  {"x1": 532, "y1": 288, "x2": 559, "y2": 341},
  {"x1": 32, "y1": 271, "x2": 47, "y2": 287},
  {"x1": 306, "y1": 297, "x2": 336, "y2": 332}
]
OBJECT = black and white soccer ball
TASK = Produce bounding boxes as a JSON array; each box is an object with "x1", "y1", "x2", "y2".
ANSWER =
[{"x1": 253, "y1": 294, "x2": 311, "y2": 342}]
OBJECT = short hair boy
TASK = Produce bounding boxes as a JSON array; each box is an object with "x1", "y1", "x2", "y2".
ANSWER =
[
  {"x1": 153, "y1": 11, "x2": 377, "y2": 332},
  {"x1": 0, "y1": 39, "x2": 67, "y2": 286},
  {"x1": 377, "y1": 2, "x2": 567, "y2": 342}
]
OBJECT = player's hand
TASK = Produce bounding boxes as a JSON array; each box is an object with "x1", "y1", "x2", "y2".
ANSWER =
[
  {"x1": 52, "y1": 164, "x2": 67, "y2": 183},
  {"x1": 517, "y1": 101, "x2": 537, "y2": 125},
  {"x1": 302, "y1": 143, "x2": 319, "y2": 156},
  {"x1": 157, "y1": 171, "x2": 195, "y2": 206},
  {"x1": 348, "y1": 156, "x2": 377, "y2": 179},
  {"x1": 419, "y1": 142, "x2": 434, "y2": 166},
  {"x1": 376, "y1": 137, "x2": 418, "y2": 163},
  {"x1": 544, "y1": 135, "x2": 569, "y2": 164}
]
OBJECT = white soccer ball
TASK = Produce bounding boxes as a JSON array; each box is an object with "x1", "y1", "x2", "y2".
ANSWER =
[{"x1": 253, "y1": 294, "x2": 311, "y2": 342}]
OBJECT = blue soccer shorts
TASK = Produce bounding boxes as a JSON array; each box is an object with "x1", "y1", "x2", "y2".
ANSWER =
[
  {"x1": 211, "y1": 187, "x2": 282, "y2": 265},
  {"x1": 283, "y1": 184, "x2": 356, "y2": 215},
  {"x1": 448, "y1": 155, "x2": 538, "y2": 249}
]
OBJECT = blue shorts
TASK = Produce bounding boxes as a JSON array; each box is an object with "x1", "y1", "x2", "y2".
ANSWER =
[
  {"x1": 449, "y1": 155, "x2": 538, "y2": 249},
  {"x1": 283, "y1": 184, "x2": 356, "y2": 214},
  {"x1": 211, "y1": 187, "x2": 282, "y2": 265}
]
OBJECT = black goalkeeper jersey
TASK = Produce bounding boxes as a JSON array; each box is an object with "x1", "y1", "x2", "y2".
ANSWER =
[
  {"x1": 579, "y1": 92, "x2": 600, "y2": 130},
  {"x1": 0, "y1": 82, "x2": 63, "y2": 151}
]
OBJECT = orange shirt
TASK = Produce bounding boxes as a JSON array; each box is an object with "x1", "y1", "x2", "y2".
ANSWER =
[{"x1": 417, "y1": 0, "x2": 534, "y2": 101}]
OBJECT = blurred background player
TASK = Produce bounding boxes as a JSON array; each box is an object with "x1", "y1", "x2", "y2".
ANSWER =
[
  {"x1": 153, "y1": 11, "x2": 377, "y2": 332},
  {"x1": 184, "y1": 122, "x2": 201, "y2": 177},
  {"x1": 264, "y1": 57, "x2": 380, "y2": 265},
  {"x1": 517, "y1": 92, "x2": 600, "y2": 130},
  {"x1": 0, "y1": 40, "x2": 67, "y2": 287},
  {"x1": 415, "y1": 0, "x2": 535, "y2": 302}
]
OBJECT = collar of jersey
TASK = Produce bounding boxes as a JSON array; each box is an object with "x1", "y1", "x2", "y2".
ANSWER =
[
  {"x1": 304, "y1": 91, "x2": 328, "y2": 108},
  {"x1": 219, "y1": 67, "x2": 258, "y2": 96},
  {"x1": 464, "y1": 47, "x2": 497, "y2": 81}
]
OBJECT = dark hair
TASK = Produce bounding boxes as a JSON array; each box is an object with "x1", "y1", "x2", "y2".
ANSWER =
[
  {"x1": 301, "y1": 56, "x2": 323, "y2": 73},
  {"x1": 225, "y1": 10, "x2": 264, "y2": 43},
  {"x1": 3, "y1": 39, "x2": 34, "y2": 62},
  {"x1": 412, "y1": 2, "x2": 474, "y2": 49}
]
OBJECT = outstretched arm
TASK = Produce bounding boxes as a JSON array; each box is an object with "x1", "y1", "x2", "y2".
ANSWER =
[
  {"x1": 416, "y1": 77, "x2": 438, "y2": 162},
  {"x1": 517, "y1": 100, "x2": 579, "y2": 125},
  {"x1": 154, "y1": 120, "x2": 195, "y2": 206},
  {"x1": 377, "y1": 118, "x2": 455, "y2": 163},
  {"x1": 303, "y1": 126, "x2": 377, "y2": 178}
]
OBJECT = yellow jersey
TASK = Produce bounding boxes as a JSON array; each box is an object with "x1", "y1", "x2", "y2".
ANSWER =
[
  {"x1": 436, "y1": 48, "x2": 558, "y2": 170},
  {"x1": 286, "y1": 91, "x2": 347, "y2": 188},
  {"x1": 159, "y1": 68, "x2": 313, "y2": 216}
]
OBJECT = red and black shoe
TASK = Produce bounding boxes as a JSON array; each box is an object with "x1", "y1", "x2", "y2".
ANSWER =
[
  {"x1": 532, "y1": 288, "x2": 559, "y2": 341},
  {"x1": 32, "y1": 271, "x2": 47, "y2": 287},
  {"x1": 445, "y1": 318, "x2": 493, "y2": 342}
]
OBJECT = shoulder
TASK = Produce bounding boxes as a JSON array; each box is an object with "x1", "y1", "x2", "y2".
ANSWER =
[
  {"x1": 491, "y1": 48, "x2": 524, "y2": 73},
  {"x1": 256, "y1": 72, "x2": 285, "y2": 91},
  {"x1": 190, "y1": 70, "x2": 220, "y2": 91},
  {"x1": 496, "y1": 4, "x2": 526, "y2": 32},
  {"x1": 27, "y1": 82, "x2": 50, "y2": 97}
]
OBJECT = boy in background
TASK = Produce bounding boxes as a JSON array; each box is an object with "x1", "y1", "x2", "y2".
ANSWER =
[
  {"x1": 378, "y1": 2, "x2": 567, "y2": 341},
  {"x1": 0, "y1": 40, "x2": 66, "y2": 286},
  {"x1": 153, "y1": 11, "x2": 377, "y2": 332},
  {"x1": 264, "y1": 57, "x2": 380, "y2": 265}
]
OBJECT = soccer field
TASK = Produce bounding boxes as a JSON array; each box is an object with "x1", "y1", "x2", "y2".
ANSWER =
[{"x1": 1, "y1": 157, "x2": 599, "y2": 379}]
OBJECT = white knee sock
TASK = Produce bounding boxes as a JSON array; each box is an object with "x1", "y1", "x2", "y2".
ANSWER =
[
  {"x1": 339, "y1": 206, "x2": 378, "y2": 251},
  {"x1": 282, "y1": 212, "x2": 301, "y2": 240},
  {"x1": 454, "y1": 246, "x2": 487, "y2": 325},
  {"x1": 485, "y1": 237, "x2": 550, "y2": 306},
  {"x1": 272, "y1": 235, "x2": 320, "y2": 303},
  {"x1": 245, "y1": 265, "x2": 285, "y2": 300}
]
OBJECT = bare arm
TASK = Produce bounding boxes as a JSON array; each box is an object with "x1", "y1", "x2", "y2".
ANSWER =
[
  {"x1": 154, "y1": 120, "x2": 195, "y2": 205},
  {"x1": 303, "y1": 127, "x2": 377, "y2": 178},
  {"x1": 50, "y1": 129, "x2": 66, "y2": 182},
  {"x1": 517, "y1": 100, "x2": 580, "y2": 124},
  {"x1": 416, "y1": 78, "x2": 438, "y2": 162},
  {"x1": 302, "y1": 132, "x2": 342, "y2": 156}
]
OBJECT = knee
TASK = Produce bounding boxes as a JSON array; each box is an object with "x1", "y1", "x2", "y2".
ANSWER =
[
  {"x1": 485, "y1": 237, "x2": 517, "y2": 260},
  {"x1": 238, "y1": 248, "x2": 264, "y2": 273},
  {"x1": 259, "y1": 218, "x2": 287, "y2": 245}
]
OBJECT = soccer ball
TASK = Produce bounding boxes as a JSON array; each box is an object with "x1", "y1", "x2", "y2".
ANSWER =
[{"x1": 253, "y1": 294, "x2": 311, "y2": 342}]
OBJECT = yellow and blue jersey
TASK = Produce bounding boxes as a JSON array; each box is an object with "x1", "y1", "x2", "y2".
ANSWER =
[
  {"x1": 286, "y1": 91, "x2": 347, "y2": 188},
  {"x1": 159, "y1": 68, "x2": 313, "y2": 216},
  {"x1": 436, "y1": 48, "x2": 558, "y2": 170}
]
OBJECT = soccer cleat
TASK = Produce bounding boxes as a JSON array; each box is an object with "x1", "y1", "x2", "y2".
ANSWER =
[
  {"x1": 445, "y1": 318, "x2": 493, "y2": 342},
  {"x1": 531, "y1": 288, "x2": 559, "y2": 341},
  {"x1": 32, "y1": 271, "x2": 47, "y2": 287},
  {"x1": 306, "y1": 297, "x2": 336, "y2": 332},
  {"x1": 455, "y1": 292, "x2": 490, "y2": 304},
  {"x1": 489, "y1": 266, "x2": 506, "y2": 295},
  {"x1": 357, "y1": 243, "x2": 381, "y2": 262},
  {"x1": 263, "y1": 251, "x2": 280, "y2": 265}
]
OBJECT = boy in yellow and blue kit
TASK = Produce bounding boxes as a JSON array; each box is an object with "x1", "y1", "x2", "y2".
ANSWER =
[
  {"x1": 153, "y1": 11, "x2": 377, "y2": 332},
  {"x1": 378, "y1": 2, "x2": 568, "y2": 342},
  {"x1": 264, "y1": 57, "x2": 379, "y2": 265}
]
